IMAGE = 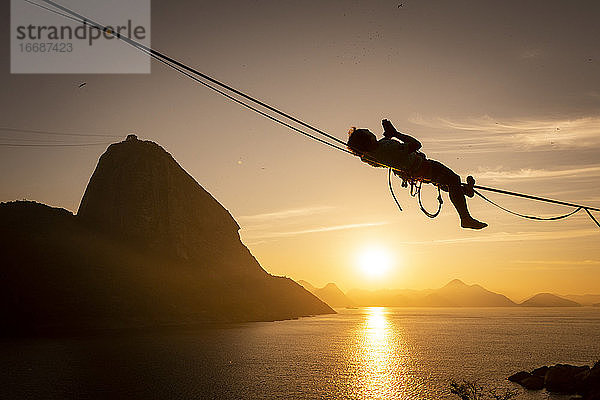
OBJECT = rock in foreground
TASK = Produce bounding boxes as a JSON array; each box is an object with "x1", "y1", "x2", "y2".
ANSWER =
[{"x1": 508, "y1": 362, "x2": 600, "y2": 399}]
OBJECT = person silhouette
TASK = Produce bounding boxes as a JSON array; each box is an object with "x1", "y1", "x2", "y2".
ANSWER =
[{"x1": 347, "y1": 119, "x2": 487, "y2": 229}]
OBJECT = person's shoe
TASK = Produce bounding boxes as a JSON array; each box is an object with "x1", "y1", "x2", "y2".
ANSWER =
[
  {"x1": 460, "y1": 217, "x2": 488, "y2": 230},
  {"x1": 463, "y1": 175, "x2": 475, "y2": 198}
]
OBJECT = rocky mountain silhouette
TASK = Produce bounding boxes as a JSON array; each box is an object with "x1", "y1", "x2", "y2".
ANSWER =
[
  {"x1": 0, "y1": 136, "x2": 333, "y2": 335},
  {"x1": 346, "y1": 279, "x2": 516, "y2": 307},
  {"x1": 297, "y1": 280, "x2": 317, "y2": 293},
  {"x1": 420, "y1": 279, "x2": 516, "y2": 307},
  {"x1": 520, "y1": 293, "x2": 582, "y2": 307},
  {"x1": 299, "y1": 281, "x2": 354, "y2": 308},
  {"x1": 78, "y1": 137, "x2": 242, "y2": 263}
]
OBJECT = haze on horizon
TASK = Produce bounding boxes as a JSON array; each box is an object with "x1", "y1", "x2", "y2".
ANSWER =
[{"x1": 1, "y1": 0, "x2": 599, "y2": 300}]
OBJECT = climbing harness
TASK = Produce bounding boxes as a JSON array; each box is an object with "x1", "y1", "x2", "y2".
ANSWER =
[{"x1": 26, "y1": 0, "x2": 600, "y2": 230}]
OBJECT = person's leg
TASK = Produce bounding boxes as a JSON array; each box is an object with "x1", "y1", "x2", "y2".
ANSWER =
[{"x1": 427, "y1": 161, "x2": 487, "y2": 229}]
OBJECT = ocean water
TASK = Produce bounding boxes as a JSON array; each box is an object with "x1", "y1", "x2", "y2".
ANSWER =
[{"x1": 1, "y1": 307, "x2": 599, "y2": 399}]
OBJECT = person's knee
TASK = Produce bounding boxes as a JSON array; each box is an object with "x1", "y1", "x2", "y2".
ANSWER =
[
  {"x1": 447, "y1": 172, "x2": 460, "y2": 187},
  {"x1": 430, "y1": 161, "x2": 460, "y2": 185}
]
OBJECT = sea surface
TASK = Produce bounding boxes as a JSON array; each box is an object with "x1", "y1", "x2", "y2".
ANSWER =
[{"x1": 1, "y1": 307, "x2": 599, "y2": 399}]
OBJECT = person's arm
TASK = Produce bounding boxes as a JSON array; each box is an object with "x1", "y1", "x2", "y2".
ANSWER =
[{"x1": 382, "y1": 119, "x2": 422, "y2": 153}]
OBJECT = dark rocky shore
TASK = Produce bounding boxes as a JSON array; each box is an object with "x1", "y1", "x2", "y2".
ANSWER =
[{"x1": 509, "y1": 361, "x2": 600, "y2": 399}]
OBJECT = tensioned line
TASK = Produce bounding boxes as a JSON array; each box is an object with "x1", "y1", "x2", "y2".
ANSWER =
[
  {"x1": 25, "y1": 0, "x2": 600, "y2": 228},
  {"x1": 35, "y1": 0, "x2": 349, "y2": 149},
  {"x1": 0, "y1": 127, "x2": 120, "y2": 138}
]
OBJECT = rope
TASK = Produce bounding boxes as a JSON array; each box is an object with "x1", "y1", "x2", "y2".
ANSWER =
[
  {"x1": 22, "y1": 0, "x2": 82, "y2": 24},
  {"x1": 585, "y1": 209, "x2": 600, "y2": 228},
  {"x1": 36, "y1": 0, "x2": 348, "y2": 149},
  {"x1": 0, "y1": 126, "x2": 120, "y2": 147},
  {"x1": 474, "y1": 189, "x2": 583, "y2": 221},
  {"x1": 418, "y1": 183, "x2": 443, "y2": 218},
  {"x1": 388, "y1": 169, "x2": 402, "y2": 212},
  {"x1": 388, "y1": 172, "x2": 444, "y2": 218},
  {"x1": 0, "y1": 142, "x2": 112, "y2": 147},
  {"x1": 23, "y1": 0, "x2": 352, "y2": 154},
  {"x1": 472, "y1": 185, "x2": 599, "y2": 228},
  {"x1": 28, "y1": 0, "x2": 403, "y2": 173},
  {"x1": 26, "y1": 0, "x2": 600, "y2": 230},
  {"x1": 0, "y1": 127, "x2": 119, "y2": 138},
  {"x1": 471, "y1": 184, "x2": 600, "y2": 212},
  {"x1": 137, "y1": 46, "x2": 352, "y2": 154}
]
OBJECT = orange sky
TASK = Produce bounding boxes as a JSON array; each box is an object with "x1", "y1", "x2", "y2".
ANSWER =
[{"x1": 1, "y1": 1, "x2": 599, "y2": 299}]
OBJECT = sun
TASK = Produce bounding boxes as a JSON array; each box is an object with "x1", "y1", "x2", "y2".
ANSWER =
[{"x1": 357, "y1": 246, "x2": 393, "y2": 278}]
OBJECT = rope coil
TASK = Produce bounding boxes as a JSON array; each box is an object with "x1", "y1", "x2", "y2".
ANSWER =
[
  {"x1": 388, "y1": 170, "x2": 443, "y2": 218},
  {"x1": 417, "y1": 182, "x2": 443, "y2": 219}
]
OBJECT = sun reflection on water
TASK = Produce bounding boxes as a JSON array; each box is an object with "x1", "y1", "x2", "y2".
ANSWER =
[{"x1": 345, "y1": 307, "x2": 427, "y2": 400}]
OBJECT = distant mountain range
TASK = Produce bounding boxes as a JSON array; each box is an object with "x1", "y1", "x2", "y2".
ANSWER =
[
  {"x1": 561, "y1": 294, "x2": 600, "y2": 306},
  {"x1": 348, "y1": 279, "x2": 516, "y2": 307},
  {"x1": 298, "y1": 281, "x2": 354, "y2": 308},
  {"x1": 300, "y1": 279, "x2": 592, "y2": 308}
]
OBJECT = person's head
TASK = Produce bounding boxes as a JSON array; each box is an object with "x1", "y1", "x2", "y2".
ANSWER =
[{"x1": 347, "y1": 127, "x2": 377, "y2": 156}]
